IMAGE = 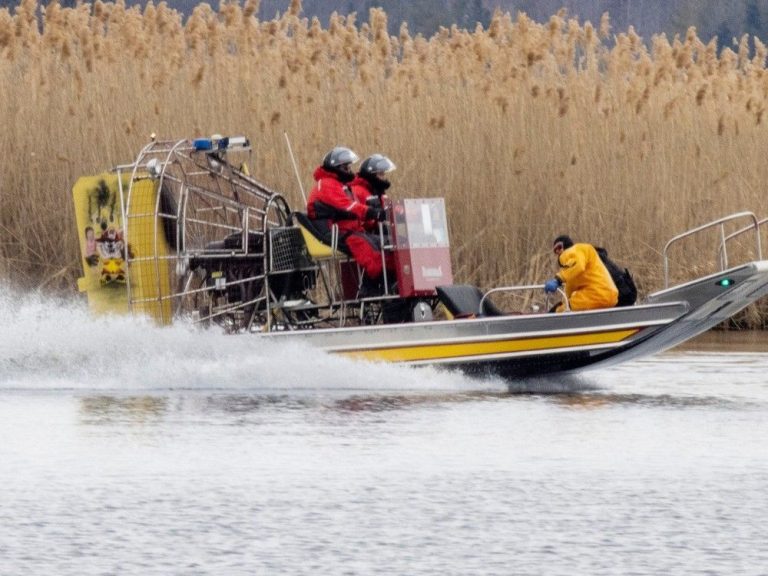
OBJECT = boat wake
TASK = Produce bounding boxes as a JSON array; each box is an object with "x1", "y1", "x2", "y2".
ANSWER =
[
  {"x1": 3, "y1": 288, "x2": 764, "y2": 403},
  {"x1": 0, "y1": 288, "x2": 522, "y2": 393}
]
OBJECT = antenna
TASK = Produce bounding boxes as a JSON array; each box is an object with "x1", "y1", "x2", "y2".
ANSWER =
[{"x1": 284, "y1": 132, "x2": 307, "y2": 206}]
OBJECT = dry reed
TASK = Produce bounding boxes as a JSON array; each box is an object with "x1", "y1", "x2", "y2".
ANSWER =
[{"x1": 2, "y1": 1, "x2": 768, "y2": 326}]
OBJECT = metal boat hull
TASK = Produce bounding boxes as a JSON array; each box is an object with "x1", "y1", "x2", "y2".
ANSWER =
[
  {"x1": 593, "y1": 261, "x2": 768, "y2": 369},
  {"x1": 265, "y1": 262, "x2": 768, "y2": 379},
  {"x1": 268, "y1": 302, "x2": 687, "y2": 378}
]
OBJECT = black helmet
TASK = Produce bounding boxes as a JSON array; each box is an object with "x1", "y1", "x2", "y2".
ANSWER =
[
  {"x1": 359, "y1": 154, "x2": 396, "y2": 178},
  {"x1": 553, "y1": 235, "x2": 574, "y2": 251},
  {"x1": 322, "y1": 146, "x2": 359, "y2": 171}
]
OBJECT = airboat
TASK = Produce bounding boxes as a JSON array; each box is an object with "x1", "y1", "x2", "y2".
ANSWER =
[{"x1": 72, "y1": 135, "x2": 768, "y2": 379}]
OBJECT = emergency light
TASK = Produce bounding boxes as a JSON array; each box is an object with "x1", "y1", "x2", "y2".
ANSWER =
[{"x1": 193, "y1": 135, "x2": 250, "y2": 151}]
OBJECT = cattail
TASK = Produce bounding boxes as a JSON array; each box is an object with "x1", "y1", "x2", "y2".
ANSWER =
[
  {"x1": 599, "y1": 12, "x2": 610, "y2": 39},
  {"x1": 737, "y1": 34, "x2": 750, "y2": 69},
  {"x1": 635, "y1": 85, "x2": 650, "y2": 114},
  {"x1": 289, "y1": 0, "x2": 302, "y2": 17},
  {"x1": 719, "y1": 47, "x2": 737, "y2": 74},
  {"x1": 663, "y1": 98, "x2": 677, "y2": 119},
  {"x1": 0, "y1": 9, "x2": 12, "y2": 51},
  {"x1": 696, "y1": 85, "x2": 707, "y2": 105},
  {"x1": 191, "y1": 64, "x2": 205, "y2": 87},
  {"x1": 753, "y1": 37, "x2": 767, "y2": 68}
]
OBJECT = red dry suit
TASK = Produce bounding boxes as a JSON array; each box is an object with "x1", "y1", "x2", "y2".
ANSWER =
[
  {"x1": 307, "y1": 167, "x2": 392, "y2": 279},
  {"x1": 349, "y1": 175, "x2": 387, "y2": 233}
]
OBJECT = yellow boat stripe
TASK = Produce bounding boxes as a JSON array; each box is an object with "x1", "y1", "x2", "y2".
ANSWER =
[{"x1": 339, "y1": 328, "x2": 640, "y2": 363}]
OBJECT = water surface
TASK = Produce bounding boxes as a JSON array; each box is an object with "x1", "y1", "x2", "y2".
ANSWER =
[{"x1": 1, "y1": 293, "x2": 767, "y2": 575}]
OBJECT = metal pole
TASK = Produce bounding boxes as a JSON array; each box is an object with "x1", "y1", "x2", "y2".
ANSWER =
[
  {"x1": 720, "y1": 223, "x2": 727, "y2": 270},
  {"x1": 284, "y1": 132, "x2": 307, "y2": 206}
]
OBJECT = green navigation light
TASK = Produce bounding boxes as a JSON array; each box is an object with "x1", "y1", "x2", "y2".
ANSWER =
[{"x1": 717, "y1": 278, "x2": 734, "y2": 287}]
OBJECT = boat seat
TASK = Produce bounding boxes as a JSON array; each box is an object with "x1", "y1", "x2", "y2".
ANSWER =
[
  {"x1": 292, "y1": 212, "x2": 350, "y2": 259},
  {"x1": 205, "y1": 240, "x2": 226, "y2": 250},
  {"x1": 436, "y1": 284, "x2": 503, "y2": 318},
  {"x1": 189, "y1": 232, "x2": 263, "y2": 272},
  {"x1": 204, "y1": 231, "x2": 263, "y2": 253}
]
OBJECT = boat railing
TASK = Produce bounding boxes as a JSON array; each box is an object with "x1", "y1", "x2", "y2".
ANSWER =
[
  {"x1": 480, "y1": 285, "x2": 570, "y2": 314},
  {"x1": 717, "y1": 216, "x2": 768, "y2": 268},
  {"x1": 663, "y1": 211, "x2": 762, "y2": 289}
]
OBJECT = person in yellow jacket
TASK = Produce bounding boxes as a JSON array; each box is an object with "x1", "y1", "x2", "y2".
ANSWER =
[{"x1": 544, "y1": 235, "x2": 619, "y2": 312}]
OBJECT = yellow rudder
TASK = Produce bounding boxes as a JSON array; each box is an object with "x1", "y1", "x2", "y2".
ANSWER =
[
  {"x1": 73, "y1": 173, "x2": 131, "y2": 316},
  {"x1": 126, "y1": 179, "x2": 173, "y2": 325}
]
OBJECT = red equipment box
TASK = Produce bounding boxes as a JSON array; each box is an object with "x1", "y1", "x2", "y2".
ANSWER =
[{"x1": 391, "y1": 198, "x2": 453, "y2": 298}]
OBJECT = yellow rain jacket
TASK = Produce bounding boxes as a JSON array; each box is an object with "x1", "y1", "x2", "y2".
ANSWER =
[{"x1": 555, "y1": 243, "x2": 618, "y2": 312}]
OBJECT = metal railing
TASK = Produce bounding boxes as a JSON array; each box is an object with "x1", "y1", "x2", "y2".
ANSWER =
[
  {"x1": 718, "y1": 216, "x2": 768, "y2": 269},
  {"x1": 662, "y1": 211, "x2": 762, "y2": 289},
  {"x1": 480, "y1": 285, "x2": 570, "y2": 315}
]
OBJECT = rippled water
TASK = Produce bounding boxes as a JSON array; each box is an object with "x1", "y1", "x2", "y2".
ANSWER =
[{"x1": 1, "y1": 291, "x2": 767, "y2": 575}]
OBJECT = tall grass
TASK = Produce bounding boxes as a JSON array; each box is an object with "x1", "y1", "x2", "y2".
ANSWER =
[{"x1": 2, "y1": 1, "x2": 768, "y2": 324}]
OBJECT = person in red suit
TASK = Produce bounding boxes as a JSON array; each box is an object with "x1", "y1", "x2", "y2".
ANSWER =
[
  {"x1": 307, "y1": 148, "x2": 394, "y2": 286},
  {"x1": 349, "y1": 154, "x2": 396, "y2": 233}
]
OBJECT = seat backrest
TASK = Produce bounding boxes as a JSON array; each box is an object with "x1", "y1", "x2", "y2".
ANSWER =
[
  {"x1": 292, "y1": 212, "x2": 337, "y2": 259},
  {"x1": 223, "y1": 231, "x2": 263, "y2": 252},
  {"x1": 436, "y1": 284, "x2": 503, "y2": 318}
]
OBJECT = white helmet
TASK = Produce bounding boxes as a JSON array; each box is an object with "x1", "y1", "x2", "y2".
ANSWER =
[
  {"x1": 322, "y1": 146, "x2": 359, "y2": 170},
  {"x1": 359, "y1": 154, "x2": 396, "y2": 177}
]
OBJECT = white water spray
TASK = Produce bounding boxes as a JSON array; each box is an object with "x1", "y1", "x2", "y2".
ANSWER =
[{"x1": 0, "y1": 287, "x2": 505, "y2": 392}]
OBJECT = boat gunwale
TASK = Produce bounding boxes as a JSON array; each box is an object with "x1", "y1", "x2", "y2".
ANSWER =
[
  {"x1": 322, "y1": 320, "x2": 670, "y2": 354},
  {"x1": 649, "y1": 260, "x2": 768, "y2": 300},
  {"x1": 263, "y1": 300, "x2": 690, "y2": 342}
]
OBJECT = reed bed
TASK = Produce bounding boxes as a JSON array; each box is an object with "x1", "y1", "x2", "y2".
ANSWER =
[{"x1": 2, "y1": 0, "x2": 768, "y2": 325}]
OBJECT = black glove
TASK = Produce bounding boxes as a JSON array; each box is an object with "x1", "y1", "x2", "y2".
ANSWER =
[{"x1": 365, "y1": 207, "x2": 387, "y2": 222}]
